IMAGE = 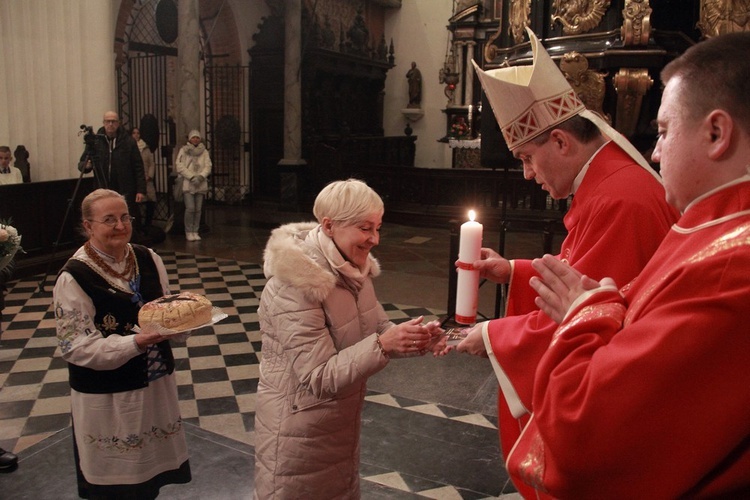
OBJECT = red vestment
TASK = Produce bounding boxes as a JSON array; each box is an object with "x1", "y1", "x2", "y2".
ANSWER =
[
  {"x1": 507, "y1": 178, "x2": 750, "y2": 498},
  {"x1": 484, "y1": 142, "x2": 679, "y2": 497}
]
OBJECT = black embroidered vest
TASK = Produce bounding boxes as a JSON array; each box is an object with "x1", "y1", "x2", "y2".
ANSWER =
[{"x1": 60, "y1": 244, "x2": 175, "y2": 394}]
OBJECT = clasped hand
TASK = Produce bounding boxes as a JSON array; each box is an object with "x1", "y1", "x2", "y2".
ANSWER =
[
  {"x1": 379, "y1": 316, "x2": 448, "y2": 357},
  {"x1": 529, "y1": 254, "x2": 616, "y2": 323}
]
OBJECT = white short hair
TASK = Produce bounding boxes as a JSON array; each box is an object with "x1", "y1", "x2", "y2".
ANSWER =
[{"x1": 313, "y1": 179, "x2": 383, "y2": 225}]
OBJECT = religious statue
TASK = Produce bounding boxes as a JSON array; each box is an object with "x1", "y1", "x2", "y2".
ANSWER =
[{"x1": 406, "y1": 62, "x2": 422, "y2": 108}]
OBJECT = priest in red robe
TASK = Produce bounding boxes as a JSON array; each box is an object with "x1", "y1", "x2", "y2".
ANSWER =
[
  {"x1": 518, "y1": 31, "x2": 750, "y2": 498},
  {"x1": 461, "y1": 28, "x2": 679, "y2": 497}
]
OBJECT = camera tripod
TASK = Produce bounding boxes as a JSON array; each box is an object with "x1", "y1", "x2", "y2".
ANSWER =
[{"x1": 36, "y1": 130, "x2": 107, "y2": 294}]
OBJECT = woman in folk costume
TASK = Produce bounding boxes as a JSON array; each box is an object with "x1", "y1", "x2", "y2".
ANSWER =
[
  {"x1": 254, "y1": 179, "x2": 446, "y2": 499},
  {"x1": 175, "y1": 129, "x2": 212, "y2": 241},
  {"x1": 54, "y1": 189, "x2": 190, "y2": 499},
  {"x1": 454, "y1": 28, "x2": 679, "y2": 498}
]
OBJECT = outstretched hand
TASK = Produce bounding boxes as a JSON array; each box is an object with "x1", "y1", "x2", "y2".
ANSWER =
[
  {"x1": 380, "y1": 316, "x2": 433, "y2": 356},
  {"x1": 422, "y1": 320, "x2": 449, "y2": 356},
  {"x1": 379, "y1": 318, "x2": 452, "y2": 357},
  {"x1": 455, "y1": 323, "x2": 487, "y2": 357},
  {"x1": 529, "y1": 254, "x2": 613, "y2": 323}
]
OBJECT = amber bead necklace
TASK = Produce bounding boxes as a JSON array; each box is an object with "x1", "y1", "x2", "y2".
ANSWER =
[{"x1": 84, "y1": 241, "x2": 136, "y2": 281}]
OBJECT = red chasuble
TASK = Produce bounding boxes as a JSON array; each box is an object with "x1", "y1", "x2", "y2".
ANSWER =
[
  {"x1": 484, "y1": 142, "x2": 679, "y2": 495},
  {"x1": 507, "y1": 178, "x2": 750, "y2": 498}
]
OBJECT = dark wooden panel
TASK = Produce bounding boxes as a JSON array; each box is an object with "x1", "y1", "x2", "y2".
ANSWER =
[{"x1": 0, "y1": 177, "x2": 96, "y2": 277}]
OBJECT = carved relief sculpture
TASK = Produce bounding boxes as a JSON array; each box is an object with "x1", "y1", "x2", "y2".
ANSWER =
[
  {"x1": 622, "y1": 0, "x2": 652, "y2": 45},
  {"x1": 698, "y1": 0, "x2": 750, "y2": 38},
  {"x1": 613, "y1": 68, "x2": 653, "y2": 137},
  {"x1": 509, "y1": 0, "x2": 532, "y2": 45},
  {"x1": 484, "y1": 21, "x2": 503, "y2": 62},
  {"x1": 560, "y1": 52, "x2": 610, "y2": 123},
  {"x1": 551, "y1": 0, "x2": 611, "y2": 35}
]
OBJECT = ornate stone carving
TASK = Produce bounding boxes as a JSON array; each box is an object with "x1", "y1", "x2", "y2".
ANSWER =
[
  {"x1": 509, "y1": 0, "x2": 532, "y2": 45},
  {"x1": 484, "y1": 27, "x2": 502, "y2": 62},
  {"x1": 622, "y1": 0, "x2": 652, "y2": 45},
  {"x1": 698, "y1": 0, "x2": 750, "y2": 38},
  {"x1": 551, "y1": 0, "x2": 611, "y2": 35},
  {"x1": 560, "y1": 52, "x2": 610, "y2": 123},
  {"x1": 613, "y1": 68, "x2": 653, "y2": 137}
]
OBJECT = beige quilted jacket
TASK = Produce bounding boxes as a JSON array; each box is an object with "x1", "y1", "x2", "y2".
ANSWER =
[{"x1": 254, "y1": 222, "x2": 393, "y2": 499}]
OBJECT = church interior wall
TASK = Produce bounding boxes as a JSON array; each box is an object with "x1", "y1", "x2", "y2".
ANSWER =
[
  {"x1": 0, "y1": 0, "x2": 119, "y2": 183},
  {"x1": 0, "y1": 0, "x2": 455, "y2": 185},
  {"x1": 383, "y1": 0, "x2": 454, "y2": 169}
]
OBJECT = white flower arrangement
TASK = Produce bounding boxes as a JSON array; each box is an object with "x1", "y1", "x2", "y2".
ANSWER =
[{"x1": 0, "y1": 219, "x2": 23, "y2": 272}]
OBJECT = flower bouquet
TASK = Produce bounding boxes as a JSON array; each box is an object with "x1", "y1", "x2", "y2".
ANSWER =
[
  {"x1": 0, "y1": 219, "x2": 23, "y2": 272},
  {"x1": 449, "y1": 117, "x2": 470, "y2": 138}
]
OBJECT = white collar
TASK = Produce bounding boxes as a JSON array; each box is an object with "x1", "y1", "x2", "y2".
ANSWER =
[{"x1": 570, "y1": 141, "x2": 610, "y2": 195}]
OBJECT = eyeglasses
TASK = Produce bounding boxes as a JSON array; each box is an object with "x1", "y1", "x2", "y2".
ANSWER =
[
  {"x1": 103, "y1": 119, "x2": 119, "y2": 124},
  {"x1": 88, "y1": 215, "x2": 135, "y2": 227}
]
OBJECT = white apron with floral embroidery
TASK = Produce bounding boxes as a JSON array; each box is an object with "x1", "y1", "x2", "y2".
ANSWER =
[{"x1": 70, "y1": 364, "x2": 187, "y2": 485}]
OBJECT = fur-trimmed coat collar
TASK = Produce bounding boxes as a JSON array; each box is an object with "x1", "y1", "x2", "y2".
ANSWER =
[{"x1": 262, "y1": 222, "x2": 381, "y2": 303}]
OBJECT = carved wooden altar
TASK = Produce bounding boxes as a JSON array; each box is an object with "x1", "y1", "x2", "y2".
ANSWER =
[
  {"x1": 444, "y1": 0, "x2": 716, "y2": 167},
  {"x1": 248, "y1": 1, "x2": 404, "y2": 202}
]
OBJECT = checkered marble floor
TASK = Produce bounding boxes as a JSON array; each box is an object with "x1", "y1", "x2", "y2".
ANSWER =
[{"x1": 0, "y1": 251, "x2": 517, "y2": 498}]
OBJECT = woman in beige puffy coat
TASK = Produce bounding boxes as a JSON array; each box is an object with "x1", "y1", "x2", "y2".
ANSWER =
[{"x1": 254, "y1": 179, "x2": 446, "y2": 499}]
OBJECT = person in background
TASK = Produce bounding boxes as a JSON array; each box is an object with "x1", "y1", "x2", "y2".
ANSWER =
[
  {"x1": 175, "y1": 129, "x2": 211, "y2": 241},
  {"x1": 80, "y1": 112, "x2": 147, "y2": 243},
  {"x1": 455, "y1": 28, "x2": 679, "y2": 497},
  {"x1": 132, "y1": 127, "x2": 157, "y2": 227},
  {"x1": 54, "y1": 189, "x2": 190, "y2": 499},
  {"x1": 514, "y1": 31, "x2": 750, "y2": 498},
  {"x1": 254, "y1": 179, "x2": 446, "y2": 498},
  {"x1": 0, "y1": 146, "x2": 23, "y2": 185}
]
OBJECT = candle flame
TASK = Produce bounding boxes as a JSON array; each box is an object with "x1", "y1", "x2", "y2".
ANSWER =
[{"x1": 468, "y1": 209, "x2": 476, "y2": 222}]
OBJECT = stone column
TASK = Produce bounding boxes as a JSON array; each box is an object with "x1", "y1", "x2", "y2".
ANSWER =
[
  {"x1": 173, "y1": 0, "x2": 202, "y2": 234},
  {"x1": 278, "y1": 0, "x2": 307, "y2": 209},
  {"x1": 177, "y1": 0, "x2": 201, "y2": 143}
]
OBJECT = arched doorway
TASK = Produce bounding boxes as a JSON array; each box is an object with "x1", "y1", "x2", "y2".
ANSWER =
[{"x1": 113, "y1": 0, "x2": 250, "y2": 215}]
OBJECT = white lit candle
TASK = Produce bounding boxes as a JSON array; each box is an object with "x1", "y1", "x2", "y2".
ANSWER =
[{"x1": 455, "y1": 210, "x2": 483, "y2": 324}]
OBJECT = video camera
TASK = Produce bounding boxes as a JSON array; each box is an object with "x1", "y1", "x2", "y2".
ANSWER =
[
  {"x1": 78, "y1": 124, "x2": 106, "y2": 177},
  {"x1": 80, "y1": 124, "x2": 103, "y2": 149}
]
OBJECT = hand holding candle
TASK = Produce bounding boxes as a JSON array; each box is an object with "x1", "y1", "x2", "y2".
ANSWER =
[{"x1": 455, "y1": 210, "x2": 483, "y2": 324}]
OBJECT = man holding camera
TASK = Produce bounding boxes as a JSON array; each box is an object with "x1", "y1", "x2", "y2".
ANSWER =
[{"x1": 79, "y1": 111, "x2": 146, "y2": 239}]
